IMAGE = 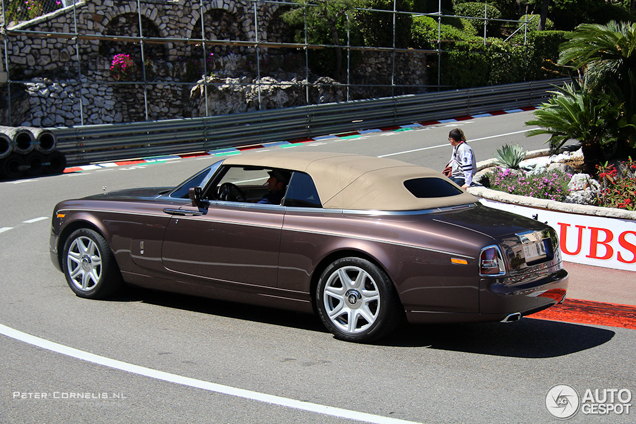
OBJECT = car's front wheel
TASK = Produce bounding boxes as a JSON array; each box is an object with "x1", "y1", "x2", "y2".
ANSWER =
[
  {"x1": 62, "y1": 228, "x2": 123, "y2": 299},
  {"x1": 316, "y1": 257, "x2": 401, "y2": 343}
]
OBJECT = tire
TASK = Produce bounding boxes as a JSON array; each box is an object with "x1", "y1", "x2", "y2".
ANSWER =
[
  {"x1": 316, "y1": 257, "x2": 401, "y2": 343},
  {"x1": 62, "y1": 229, "x2": 123, "y2": 299}
]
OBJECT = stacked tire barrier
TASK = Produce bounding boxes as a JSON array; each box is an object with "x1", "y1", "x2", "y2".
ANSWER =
[{"x1": 0, "y1": 126, "x2": 66, "y2": 180}]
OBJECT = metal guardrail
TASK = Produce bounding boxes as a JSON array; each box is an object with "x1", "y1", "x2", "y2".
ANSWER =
[{"x1": 50, "y1": 78, "x2": 567, "y2": 166}]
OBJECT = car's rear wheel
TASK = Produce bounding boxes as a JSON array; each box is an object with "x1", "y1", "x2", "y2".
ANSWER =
[
  {"x1": 316, "y1": 257, "x2": 401, "y2": 343},
  {"x1": 62, "y1": 229, "x2": 123, "y2": 299}
]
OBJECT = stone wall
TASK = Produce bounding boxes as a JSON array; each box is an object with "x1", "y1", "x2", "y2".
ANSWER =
[{"x1": 1, "y1": 0, "x2": 429, "y2": 127}]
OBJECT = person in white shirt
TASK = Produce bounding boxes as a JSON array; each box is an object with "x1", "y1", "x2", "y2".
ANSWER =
[{"x1": 446, "y1": 128, "x2": 476, "y2": 189}]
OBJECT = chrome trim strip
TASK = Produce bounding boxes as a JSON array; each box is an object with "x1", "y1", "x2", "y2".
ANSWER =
[
  {"x1": 207, "y1": 200, "x2": 286, "y2": 211},
  {"x1": 479, "y1": 244, "x2": 506, "y2": 277},
  {"x1": 57, "y1": 208, "x2": 172, "y2": 219},
  {"x1": 341, "y1": 203, "x2": 476, "y2": 216},
  {"x1": 56, "y1": 207, "x2": 284, "y2": 231},
  {"x1": 284, "y1": 207, "x2": 343, "y2": 215}
]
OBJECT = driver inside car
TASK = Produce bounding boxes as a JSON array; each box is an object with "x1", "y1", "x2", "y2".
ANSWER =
[{"x1": 258, "y1": 169, "x2": 291, "y2": 205}]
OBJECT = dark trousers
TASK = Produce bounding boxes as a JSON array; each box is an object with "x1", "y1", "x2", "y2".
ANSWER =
[{"x1": 450, "y1": 176, "x2": 465, "y2": 186}]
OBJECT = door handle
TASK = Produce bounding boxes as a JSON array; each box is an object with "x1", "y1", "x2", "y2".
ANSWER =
[{"x1": 163, "y1": 208, "x2": 202, "y2": 216}]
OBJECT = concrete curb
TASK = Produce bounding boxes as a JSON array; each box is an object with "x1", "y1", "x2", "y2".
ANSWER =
[
  {"x1": 469, "y1": 149, "x2": 636, "y2": 221},
  {"x1": 467, "y1": 186, "x2": 636, "y2": 220}
]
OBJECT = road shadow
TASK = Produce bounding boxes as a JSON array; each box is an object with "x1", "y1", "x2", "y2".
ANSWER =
[
  {"x1": 381, "y1": 319, "x2": 616, "y2": 358},
  {"x1": 112, "y1": 286, "x2": 615, "y2": 358},
  {"x1": 112, "y1": 285, "x2": 328, "y2": 334}
]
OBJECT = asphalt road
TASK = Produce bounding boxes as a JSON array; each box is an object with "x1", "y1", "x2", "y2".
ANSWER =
[{"x1": 1, "y1": 111, "x2": 634, "y2": 423}]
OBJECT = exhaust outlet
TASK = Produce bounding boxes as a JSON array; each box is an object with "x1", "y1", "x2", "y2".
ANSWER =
[{"x1": 501, "y1": 312, "x2": 522, "y2": 323}]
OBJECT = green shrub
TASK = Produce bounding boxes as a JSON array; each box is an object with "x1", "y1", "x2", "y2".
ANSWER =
[
  {"x1": 524, "y1": 31, "x2": 570, "y2": 81},
  {"x1": 441, "y1": 45, "x2": 490, "y2": 87},
  {"x1": 438, "y1": 40, "x2": 525, "y2": 88},
  {"x1": 454, "y1": 2, "x2": 502, "y2": 20},
  {"x1": 485, "y1": 40, "x2": 526, "y2": 85},
  {"x1": 453, "y1": 3, "x2": 502, "y2": 34},
  {"x1": 495, "y1": 144, "x2": 526, "y2": 169},
  {"x1": 354, "y1": 0, "x2": 414, "y2": 48},
  {"x1": 411, "y1": 15, "x2": 481, "y2": 49},
  {"x1": 454, "y1": 0, "x2": 517, "y2": 19},
  {"x1": 518, "y1": 14, "x2": 555, "y2": 32}
]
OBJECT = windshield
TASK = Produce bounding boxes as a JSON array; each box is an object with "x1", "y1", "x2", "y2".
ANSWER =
[{"x1": 169, "y1": 159, "x2": 223, "y2": 199}]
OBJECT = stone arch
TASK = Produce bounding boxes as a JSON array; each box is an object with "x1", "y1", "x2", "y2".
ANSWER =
[
  {"x1": 260, "y1": 5, "x2": 305, "y2": 77},
  {"x1": 191, "y1": 8, "x2": 250, "y2": 57},
  {"x1": 265, "y1": 5, "x2": 296, "y2": 45},
  {"x1": 99, "y1": 13, "x2": 168, "y2": 67}
]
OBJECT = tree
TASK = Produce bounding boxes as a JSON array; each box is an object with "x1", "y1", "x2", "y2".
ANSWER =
[
  {"x1": 559, "y1": 21, "x2": 636, "y2": 148},
  {"x1": 353, "y1": 0, "x2": 415, "y2": 49},
  {"x1": 526, "y1": 78, "x2": 622, "y2": 172},
  {"x1": 527, "y1": 21, "x2": 636, "y2": 172},
  {"x1": 283, "y1": 0, "x2": 358, "y2": 80},
  {"x1": 538, "y1": 0, "x2": 550, "y2": 31}
]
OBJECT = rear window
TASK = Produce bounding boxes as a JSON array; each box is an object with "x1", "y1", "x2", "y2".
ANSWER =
[
  {"x1": 283, "y1": 172, "x2": 322, "y2": 208},
  {"x1": 404, "y1": 178, "x2": 463, "y2": 198}
]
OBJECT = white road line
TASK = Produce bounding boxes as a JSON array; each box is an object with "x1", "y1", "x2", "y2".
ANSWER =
[
  {"x1": 0, "y1": 227, "x2": 13, "y2": 234},
  {"x1": 378, "y1": 144, "x2": 446, "y2": 157},
  {"x1": 23, "y1": 217, "x2": 48, "y2": 224},
  {"x1": 378, "y1": 129, "x2": 533, "y2": 158},
  {"x1": 0, "y1": 324, "x2": 421, "y2": 424},
  {"x1": 469, "y1": 129, "x2": 532, "y2": 141}
]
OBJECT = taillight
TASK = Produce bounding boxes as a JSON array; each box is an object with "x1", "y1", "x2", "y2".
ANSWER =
[{"x1": 479, "y1": 245, "x2": 506, "y2": 276}]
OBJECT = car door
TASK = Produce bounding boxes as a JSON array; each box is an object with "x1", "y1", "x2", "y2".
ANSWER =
[{"x1": 160, "y1": 166, "x2": 285, "y2": 289}]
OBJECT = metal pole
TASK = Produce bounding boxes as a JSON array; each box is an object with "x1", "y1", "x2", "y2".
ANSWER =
[
  {"x1": 346, "y1": 11, "x2": 350, "y2": 102},
  {"x1": 437, "y1": 0, "x2": 441, "y2": 90},
  {"x1": 255, "y1": 2, "x2": 261, "y2": 111},
  {"x1": 391, "y1": 0, "x2": 396, "y2": 98},
  {"x1": 1, "y1": 0, "x2": 11, "y2": 125},
  {"x1": 137, "y1": 0, "x2": 149, "y2": 121},
  {"x1": 304, "y1": 6, "x2": 309, "y2": 105},
  {"x1": 200, "y1": 0, "x2": 209, "y2": 117},
  {"x1": 483, "y1": 3, "x2": 487, "y2": 46},
  {"x1": 523, "y1": 13, "x2": 528, "y2": 80},
  {"x1": 72, "y1": 0, "x2": 84, "y2": 125}
]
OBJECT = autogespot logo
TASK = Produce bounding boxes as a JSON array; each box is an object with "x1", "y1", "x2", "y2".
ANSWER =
[{"x1": 546, "y1": 384, "x2": 580, "y2": 419}]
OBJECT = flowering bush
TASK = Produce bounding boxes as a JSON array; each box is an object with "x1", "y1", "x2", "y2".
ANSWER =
[
  {"x1": 110, "y1": 54, "x2": 137, "y2": 81},
  {"x1": 6, "y1": 0, "x2": 62, "y2": 24},
  {"x1": 596, "y1": 158, "x2": 636, "y2": 210},
  {"x1": 484, "y1": 167, "x2": 571, "y2": 202}
]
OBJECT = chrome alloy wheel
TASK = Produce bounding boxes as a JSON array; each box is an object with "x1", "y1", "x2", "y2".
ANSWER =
[
  {"x1": 66, "y1": 235, "x2": 103, "y2": 292},
  {"x1": 323, "y1": 266, "x2": 381, "y2": 334}
]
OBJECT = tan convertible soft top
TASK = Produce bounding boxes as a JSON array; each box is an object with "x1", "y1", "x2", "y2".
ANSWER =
[{"x1": 223, "y1": 150, "x2": 477, "y2": 211}]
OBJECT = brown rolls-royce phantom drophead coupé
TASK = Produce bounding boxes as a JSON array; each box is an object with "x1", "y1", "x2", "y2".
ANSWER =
[{"x1": 50, "y1": 151, "x2": 568, "y2": 342}]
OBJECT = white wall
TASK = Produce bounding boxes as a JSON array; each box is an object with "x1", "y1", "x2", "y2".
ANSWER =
[{"x1": 480, "y1": 199, "x2": 636, "y2": 272}]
